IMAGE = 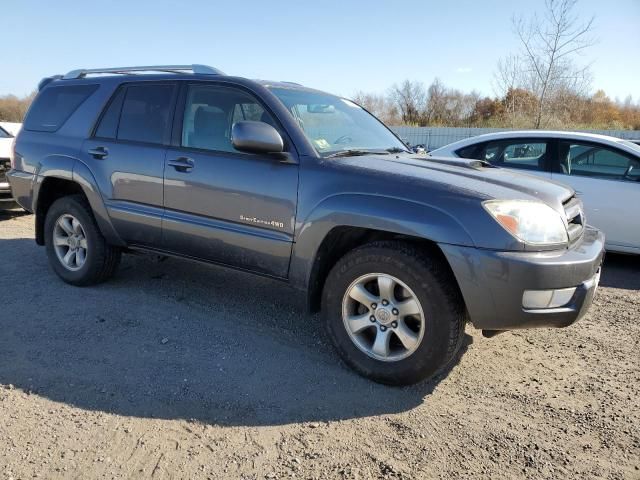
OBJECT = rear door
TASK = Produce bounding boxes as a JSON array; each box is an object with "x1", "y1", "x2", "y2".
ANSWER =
[
  {"x1": 550, "y1": 139, "x2": 640, "y2": 251},
  {"x1": 162, "y1": 82, "x2": 299, "y2": 278},
  {"x1": 82, "y1": 82, "x2": 178, "y2": 246},
  {"x1": 459, "y1": 138, "x2": 552, "y2": 180}
]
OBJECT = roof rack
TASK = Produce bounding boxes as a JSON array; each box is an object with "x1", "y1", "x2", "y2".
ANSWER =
[{"x1": 62, "y1": 64, "x2": 225, "y2": 79}]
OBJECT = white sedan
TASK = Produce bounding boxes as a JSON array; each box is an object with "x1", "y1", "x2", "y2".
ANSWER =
[
  {"x1": 0, "y1": 123, "x2": 19, "y2": 205},
  {"x1": 431, "y1": 131, "x2": 640, "y2": 254}
]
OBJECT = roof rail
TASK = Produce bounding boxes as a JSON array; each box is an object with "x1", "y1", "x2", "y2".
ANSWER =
[{"x1": 62, "y1": 64, "x2": 225, "y2": 79}]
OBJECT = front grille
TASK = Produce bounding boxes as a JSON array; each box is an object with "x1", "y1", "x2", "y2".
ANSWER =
[{"x1": 563, "y1": 195, "x2": 585, "y2": 243}]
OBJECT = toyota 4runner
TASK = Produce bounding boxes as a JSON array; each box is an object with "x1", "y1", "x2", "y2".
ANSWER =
[{"x1": 7, "y1": 65, "x2": 604, "y2": 385}]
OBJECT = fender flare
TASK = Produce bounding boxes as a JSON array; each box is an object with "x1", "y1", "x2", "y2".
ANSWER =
[
  {"x1": 32, "y1": 155, "x2": 125, "y2": 247},
  {"x1": 32, "y1": 154, "x2": 75, "y2": 212},
  {"x1": 72, "y1": 160, "x2": 125, "y2": 246},
  {"x1": 288, "y1": 193, "x2": 475, "y2": 291}
]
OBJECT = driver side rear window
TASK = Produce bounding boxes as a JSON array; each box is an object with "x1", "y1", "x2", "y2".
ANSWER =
[{"x1": 93, "y1": 83, "x2": 176, "y2": 144}]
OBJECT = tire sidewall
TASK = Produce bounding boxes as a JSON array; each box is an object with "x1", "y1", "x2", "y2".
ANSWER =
[
  {"x1": 324, "y1": 247, "x2": 459, "y2": 385},
  {"x1": 44, "y1": 197, "x2": 102, "y2": 285}
]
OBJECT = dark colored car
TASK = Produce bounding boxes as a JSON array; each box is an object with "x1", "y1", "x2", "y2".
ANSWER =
[{"x1": 8, "y1": 65, "x2": 604, "y2": 385}]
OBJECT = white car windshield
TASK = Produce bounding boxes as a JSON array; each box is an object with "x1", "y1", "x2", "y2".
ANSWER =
[{"x1": 269, "y1": 87, "x2": 407, "y2": 157}]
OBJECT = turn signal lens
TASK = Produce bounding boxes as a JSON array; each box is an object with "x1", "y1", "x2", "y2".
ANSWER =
[{"x1": 495, "y1": 214, "x2": 519, "y2": 236}]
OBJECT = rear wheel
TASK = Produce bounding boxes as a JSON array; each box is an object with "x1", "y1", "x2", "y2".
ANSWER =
[
  {"x1": 323, "y1": 241, "x2": 465, "y2": 385},
  {"x1": 44, "y1": 195, "x2": 121, "y2": 286}
]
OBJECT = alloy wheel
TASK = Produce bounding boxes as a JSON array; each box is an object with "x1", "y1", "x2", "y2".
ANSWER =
[
  {"x1": 53, "y1": 214, "x2": 88, "y2": 271},
  {"x1": 341, "y1": 273, "x2": 425, "y2": 362}
]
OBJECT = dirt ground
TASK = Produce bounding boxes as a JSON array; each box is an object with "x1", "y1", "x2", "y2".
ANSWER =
[{"x1": 0, "y1": 209, "x2": 638, "y2": 480}]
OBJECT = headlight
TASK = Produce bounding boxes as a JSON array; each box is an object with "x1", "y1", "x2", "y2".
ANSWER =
[{"x1": 483, "y1": 200, "x2": 568, "y2": 245}]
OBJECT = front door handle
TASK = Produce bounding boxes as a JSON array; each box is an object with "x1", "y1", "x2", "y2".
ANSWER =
[
  {"x1": 168, "y1": 157, "x2": 194, "y2": 172},
  {"x1": 88, "y1": 146, "x2": 108, "y2": 159}
]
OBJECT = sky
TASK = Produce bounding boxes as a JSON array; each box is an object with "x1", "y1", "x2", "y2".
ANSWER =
[{"x1": 2, "y1": 0, "x2": 639, "y2": 101}]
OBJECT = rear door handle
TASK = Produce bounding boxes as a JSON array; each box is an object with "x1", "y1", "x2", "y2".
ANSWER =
[
  {"x1": 88, "y1": 146, "x2": 108, "y2": 159},
  {"x1": 168, "y1": 157, "x2": 194, "y2": 172}
]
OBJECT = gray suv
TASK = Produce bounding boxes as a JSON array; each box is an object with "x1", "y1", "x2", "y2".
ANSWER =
[{"x1": 8, "y1": 65, "x2": 604, "y2": 385}]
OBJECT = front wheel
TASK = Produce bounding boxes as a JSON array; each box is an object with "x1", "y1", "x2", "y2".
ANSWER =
[
  {"x1": 44, "y1": 195, "x2": 121, "y2": 286},
  {"x1": 323, "y1": 241, "x2": 466, "y2": 385}
]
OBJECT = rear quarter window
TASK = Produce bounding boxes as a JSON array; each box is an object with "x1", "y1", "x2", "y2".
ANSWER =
[
  {"x1": 24, "y1": 84, "x2": 98, "y2": 132},
  {"x1": 456, "y1": 144, "x2": 482, "y2": 159}
]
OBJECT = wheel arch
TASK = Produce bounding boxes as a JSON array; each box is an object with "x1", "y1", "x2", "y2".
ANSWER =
[
  {"x1": 33, "y1": 159, "x2": 124, "y2": 247},
  {"x1": 306, "y1": 227, "x2": 458, "y2": 313},
  {"x1": 290, "y1": 194, "x2": 474, "y2": 312}
]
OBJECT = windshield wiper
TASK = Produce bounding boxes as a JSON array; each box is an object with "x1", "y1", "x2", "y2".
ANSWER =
[
  {"x1": 325, "y1": 149, "x2": 387, "y2": 158},
  {"x1": 386, "y1": 147, "x2": 411, "y2": 154}
]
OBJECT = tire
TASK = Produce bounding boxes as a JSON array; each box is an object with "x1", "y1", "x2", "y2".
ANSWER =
[
  {"x1": 44, "y1": 195, "x2": 121, "y2": 286},
  {"x1": 323, "y1": 241, "x2": 466, "y2": 386}
]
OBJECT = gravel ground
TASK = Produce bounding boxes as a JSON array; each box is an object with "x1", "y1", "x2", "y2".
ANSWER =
[{"x1": 0, "y1": 209, "x2": 638, "y2": 480}]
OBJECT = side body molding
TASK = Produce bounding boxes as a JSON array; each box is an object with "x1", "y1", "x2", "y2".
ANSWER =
[{"x1": 288, "y1": 193, "x2": 476, "y2": 290}]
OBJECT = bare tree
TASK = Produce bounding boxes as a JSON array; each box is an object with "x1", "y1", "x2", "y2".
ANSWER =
[
  {"x1": 511, "y1": 0, "x2": 596, "y2": 127},
  {"x1": 352, "y1": 91, "x2": 399, "y2": 125},
  {"x1": 346, "y1": 78, "x2": 639, "y2": 129},
  {"x1": 389, "y1": 80, "x2": 426, "y2": 125},
  {"x1": 0, "y1": 92, "x2": 35, "y2": 122},
  {"x1": 423, "y1": 79, "x2": 447, "y2": 125},
  {"x1": 494, "y1": 54, "x2": 523, "y2": 118}
]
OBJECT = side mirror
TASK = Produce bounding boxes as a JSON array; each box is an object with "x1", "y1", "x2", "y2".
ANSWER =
[{"x1": 232, "y1": 121, "x2": 284, "y2": 154}]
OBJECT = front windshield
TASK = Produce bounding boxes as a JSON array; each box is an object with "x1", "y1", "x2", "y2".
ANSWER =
[{"x1": 269, "y1": 87, "x2": 407, "y2": 156}]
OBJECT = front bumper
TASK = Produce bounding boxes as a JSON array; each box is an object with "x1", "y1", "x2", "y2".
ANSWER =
[
  {"x1": 440, "y1": 227, "x2": 605, "y2": 331},
  {"x1": 0, "y1": 181, "x2": 14, "y2": 203},
  {"x1": 1, "y1": 157, "x2": 13, "y2": 201}
]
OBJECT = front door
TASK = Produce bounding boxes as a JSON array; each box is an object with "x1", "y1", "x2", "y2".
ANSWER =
[
  {"x1": 162, "y1": 83, "x2": 299, "y2": 278},
  {"x1": 551, "y1": 140, "x2": 640, "y2": 251}
]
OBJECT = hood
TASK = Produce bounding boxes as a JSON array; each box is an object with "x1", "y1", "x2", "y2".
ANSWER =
[{"x1": 337, "y1": 154, "x2": 574, "y2": 212}]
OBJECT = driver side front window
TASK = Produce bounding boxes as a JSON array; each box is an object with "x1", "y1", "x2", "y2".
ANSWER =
[
  {"x1": 558, "y1": 141, "x2": 639, "y2": 181},
  {"x1": 181, "y1": 85, "x2": 276, "y2": 154}
]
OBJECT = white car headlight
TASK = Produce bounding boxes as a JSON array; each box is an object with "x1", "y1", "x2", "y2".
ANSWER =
[{"x1": 483, "y1": 200, "x2": 568, "y2": 245}]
